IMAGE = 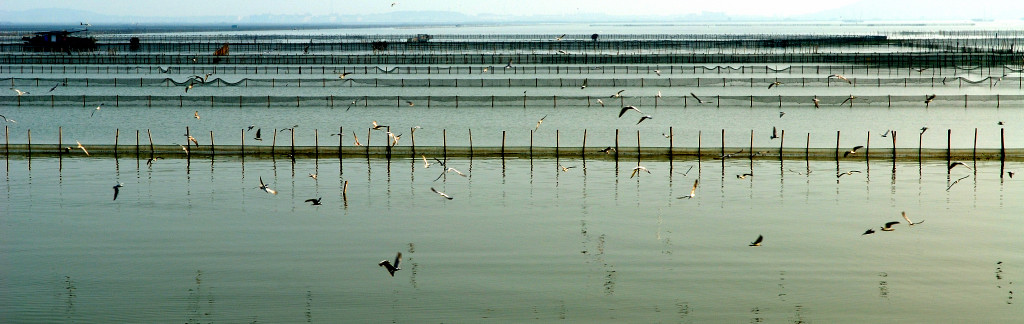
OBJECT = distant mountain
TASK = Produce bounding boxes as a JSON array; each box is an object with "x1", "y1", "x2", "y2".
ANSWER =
[{"x1": 801, "y1": 0, "x2": 1024, "y2": 21}]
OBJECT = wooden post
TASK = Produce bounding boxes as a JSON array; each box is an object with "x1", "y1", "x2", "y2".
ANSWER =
[
  {"x1": 697, "y1": 130, "x2": 702, "y2": 158},
  {"x1": 147, "y1": 129, "x2": 154, "y2": 155},
  {"x1": 501, "y1": 130, "x2": 506, "y2": 156},
  {"x1": 891, "y1": 131, "x2": 897, "y2": 162},
  {"x1": 721, "y1": 129, "x2": 725, "y2": 158},
  {"x1": 4, "y1": 126, "x2": 8, "y2": 155},
  {"x1": 338, "y1": 127, "x2": 344, "y2": 160},
  {"x1": 314, "y1": 129, "x2": 319, "y2": 158},
  {"x1": 749, "y1": 130, "x2": 754, "y2": 159},
  {"x1": 779, "y1": 130, "x2": 785, "y2": 157},
  {"x1": 366, "y1": 128, "x2": 371, "y2": 158},
  {"x1": 556, "y1": 129, "x2": 561, "y2": 159},
  {"x1": 1000, "y1": 128, "x2": 1005, "y2": 163},
  {"x1": 529, "y1": 130, "x2": 534, "y2": 158},
  {"x1": 442, "y1": 129, "x2": 447, "y2": 159},
  {"x1": 946, "y1": 129, "x2": 951, "y2": 164},
  {"x1": 835, "y1": 130, "x2": 841, "y2": 160},
  {"x1": 135, "y1": 130, "x2": 139, "y2": 157},
  {"x1": 805, "y1": 133, "x2": 810, "y2": 160},
  {"x1": 290, "y1": 128, "x2": 295, "y2": 156},
  {"x1": 918, "y1": 130, "x2": 923, "y2": 162},
  {"x1": 114, "y1": 128, "x2": 120, "y2": 155},
  {"x1": 272, "y1": 129, "x2": 278, "y2": 155},
  {"x1": 410, "y1": 127, "x2": 415, "y2": 154},
  {"x1": 615, "y1": 129, "x2": 620, "y2": 161},
  {"x1": 582, "y1": 129, "x2": 588, "y2": 156},
  {"x1": 186, "y1": 126, "x2": 192, "y2": 152},
  {"x1": 469, "y1": 129, "x2": 474, "y2": 156},
  {"x1": 973, "y1": 128, "x2": 978, "y2": 161},
  {"x1": 26, "y1": 129, "x2": 31, "y2": 155},
  {"x1": 210, "y1": 131, "x2": 215, "y2": 155},
  {"x1": 58, "y1": 126, "x2": 62, "y2": 156},
  {"x1": 866, "y1": 131, "x2": 870, "y2": 162},
  {"x1": 241, "y1": 128, "x2": 245, "y2": 157},
  {"x1": 669, "y1": 127, "x2": 674, "y2": 158}
]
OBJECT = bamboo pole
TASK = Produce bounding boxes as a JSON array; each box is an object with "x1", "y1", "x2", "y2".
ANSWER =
[{"x1": 147, "y1": 129, "x2": 154, "y2": 155}]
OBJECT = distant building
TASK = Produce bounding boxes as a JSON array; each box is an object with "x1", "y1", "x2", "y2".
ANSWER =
[{"x1": 22, "y1": 30, "x2": 97, "y2": 52}]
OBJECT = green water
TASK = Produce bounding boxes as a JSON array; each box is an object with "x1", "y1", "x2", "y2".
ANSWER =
[{"x1": 2, "y1": 155, "x2": 1022, "y2": 322}]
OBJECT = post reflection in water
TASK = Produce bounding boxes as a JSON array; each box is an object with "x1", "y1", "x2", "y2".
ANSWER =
[{"x1": 1, "y1": 155, "x2": 1023, "y2": 323}]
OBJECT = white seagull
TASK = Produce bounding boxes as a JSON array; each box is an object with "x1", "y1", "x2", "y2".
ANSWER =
[
  {"x1": 430, "y1": 187, "x2": 453, "y2": 200},
  {"x1": 630, "y1": 166, "x2": 651, "y2": 178},
  {"x1": 259, "y1": 177, "x2": 278, "y2": 195}
]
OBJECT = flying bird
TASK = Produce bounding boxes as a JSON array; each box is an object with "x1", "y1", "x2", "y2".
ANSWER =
[
  {"x1": 1008, "y1": 171, "x2": 1015, "y2": 178},
  {"x1": 840, "y1": 95, "x2": 857, "y2": 107},
  {"x1": 920, "y1": 127, "x2": 928, "y2": 134},
  {"x1": 770, "y1": 127, "x2": 779, "y2": 140},
  {"x1": 654, "y1": 69, "x2": 662, "y2": 76},
  {"x1": 843, "y1": 145, "x2": 864, "y2": 158},
  {"x1": 656, "y1": 90, "x2": 662, "y2": 98},
  {"x1": 254, "y1": 128, "x2": 263, "y2": 141},
  {"x1": 305, "y1": 197, "x2": 323, "y2": 205},
  {"x1": 678, "y1": 179, "x2": 699, "y2": 199},
  {"x1": 11, "y1": 89, "x2": 29, "y2": 96},
  {"x1": 580, "y1": 79, "x2": 588, "y2": 89},
  {"x1": 146, "y1": 157, "x2": 162, "y2": 166},
  {"x1": 247, "y1": 124, "x2": 255, "y2": 131},
  {"x1": 599, "y1": 147, "x2": 616, "y2": 154},
  {"x1": 779, "y1": 111, "x2": 785, "y2": 118},
  {"x1": 618, "y1": 106, "x2": 643, "y2": 117},
  {"x1": 184, "y1": 82, "x2": 194, "y2": 93},
  {"x1": 828, "y1": 74, "x2": 852, "y2": 84},
  {"x1": 749, "y1": 235, "x2": 763, "y2": 247},
  {"x1": 689, "y1": 92, "x2": 705, "y2": 104},
  {"x1": 178, "y1": 144, "x2": 189, "y2": 155},
  {"x1": 736, "y1": 173, "x2": 753, "y2": 179},
  {"x1": 352, "y1": 132, "x2": 362, "y2": 146},
  {"x1": 924, "y1": 94, "x2": 936, "y2": 107},
  {"x1": 862, "y1": 228, "x2": 876, "y2": 235},
  {"x1": 338, "y1": 72, "x2": 352, "y2": 79},
  {"x1": 186, "y1": 135, "x2": 199, "y2": 146},
  {"x1": 948, "y1": 161, "x2": 971, "y2": 171},
  {"x1": 636, "y1": 115, "x2": 653, "y2": 125},
  {"x1": 379, "y1": 252, "x2": 402, "y2": 276},
  {"x1": 880, "y1": 221, "x2": 899, "y2": 231},
  {"x1": 308, "y1": 173, "x2": 318, "y2": 180},
  {"x1": 768, "y1": 81, "x2": 783, "y2": 89},
  {"x1": 505, "y1": 59, "x2": 513, "y2": 69},
  {"x1": 371, "y1": 121, "x2": 388, "y2": 130},
  {"x1": 194, "y1": 111, "x2": 200, "y2": 120},
  {"x1": 881, "y1": 129, "x2": 891, "y2": 137},
  {"x1": 112, "y1": 182, "x2": 124, "y2": 201},
  {"x1": 837, "y1": 170, "x2": 861, "y2": 178},
  {"x1": 76, "y1": 141, "x2": 90, "y2": 156},
  {"x1": 430, "y1": 187, "x2": 453, "y2": 200},
  {"x1": 535, "y1": 115, "x2": 547, "y2": 131},
  {"x1": 901, "y1": 211, "x2": 923, "y2": 226},
  {"x1": 259, "y1": 177, "x2": 277, "y2": 195},
  {"x1": 947, "y1": 175, "x2": 969, "y2": 191},
  {"x1": 91, "y1": 103, "x2": 104, "y2": 117},
  {"x1": 422, "y1": 155, "x2": 433, "y2": 168},
  {"x1": 812, "y1": 97, "x2": 820, "y2": 108},
  {"x1": 49, "y1": 83, "x2": 60, "y2": 92},
  {"x1": 630, "y1": 166, "x2": 650, "y2": 178},
  {"x1": 596, "y1": 99, "x2": 604, "y2": 106},
  {"x1": 555, "y1": 34, "x2": 566, "y2": 41},
  {"x1": 610, "y1": 89, "x2": 626, "y2": 98},
  {"x1": 559, "y1": 165, "x2": 576, "y2": 172},
  {"x1": 406, "y1": 100, "x2": 414, "y2": 107}
]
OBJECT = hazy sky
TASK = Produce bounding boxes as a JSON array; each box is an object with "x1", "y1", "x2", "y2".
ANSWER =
[{"x1": 7, "y1": 0, "x2": 864, "y2": 17}]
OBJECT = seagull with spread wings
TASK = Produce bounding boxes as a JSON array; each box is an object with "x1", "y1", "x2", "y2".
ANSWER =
[{"x1": 379, "y1": 252, "x2": 402, "y2": 276}]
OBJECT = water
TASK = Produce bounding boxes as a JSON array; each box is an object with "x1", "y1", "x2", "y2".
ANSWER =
[
  {"x1": 3, "y1": 23, "x2": 1024, "y2": 322},
  {"x1": 1, "y1": 155, "x2": 1022, "y2": 322}
]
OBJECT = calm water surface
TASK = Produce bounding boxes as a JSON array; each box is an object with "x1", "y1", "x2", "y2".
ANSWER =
[{"x1": 2, "y1": 155, "x2": 1022, "y2": 322}]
